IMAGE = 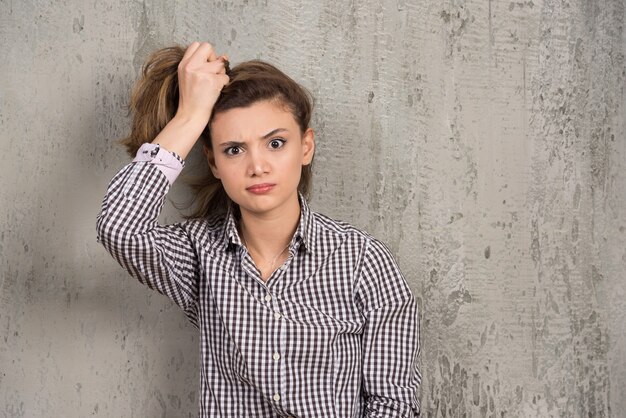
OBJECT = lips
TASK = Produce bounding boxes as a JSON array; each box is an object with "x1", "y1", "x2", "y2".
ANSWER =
[{"x1": 246, "y1": 183, "x2": 276, "y2": 194}]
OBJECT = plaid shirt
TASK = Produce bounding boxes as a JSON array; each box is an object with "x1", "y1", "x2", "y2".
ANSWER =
[{"x1": 96, "y1": 143, "x2": 421, "y2": 417}]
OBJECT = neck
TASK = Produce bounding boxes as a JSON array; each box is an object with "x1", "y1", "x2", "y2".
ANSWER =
[{"x1": 238, "y1": 193, "x2": 301, "y2": 260}]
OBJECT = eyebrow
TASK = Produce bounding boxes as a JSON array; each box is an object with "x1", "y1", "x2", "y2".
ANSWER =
[
  {"x1": 261, "y1": 128, "x2": 289, "y2": 139},
  {"x1": 218, "y1": 128, "x2": 289, "y2": 148}
]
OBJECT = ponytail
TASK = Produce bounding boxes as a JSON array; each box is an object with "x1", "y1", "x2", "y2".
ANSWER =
[{"x1": 119, "y1": 46, "x2": 185, "y2": 156}]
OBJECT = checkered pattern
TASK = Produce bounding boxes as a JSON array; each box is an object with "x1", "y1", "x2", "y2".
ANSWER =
[{"x1": 96, "y1": 156, "x2": 421, "y2": 417}]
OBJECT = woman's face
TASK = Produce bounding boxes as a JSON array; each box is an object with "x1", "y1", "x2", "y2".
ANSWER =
[{"x1": 206, "y1": 99, "x2": 315, "y2": 218}]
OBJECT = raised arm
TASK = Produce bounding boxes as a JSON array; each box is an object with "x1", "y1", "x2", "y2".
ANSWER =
[
  {"x1": 96, "y1": 42, "x2": 230, "y2": 325},
  {"x1": 357, "y1": 238, "x2": 422, "y2": 417}
]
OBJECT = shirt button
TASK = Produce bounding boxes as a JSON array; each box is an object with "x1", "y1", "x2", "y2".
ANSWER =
[
  {"x1": 264, "y1": 294, "x2": 272, "y2": 302},
  {"x1": 273, "y1": 393, "x2": 281, "y2": 401},
  {"x1": 274, "y1": 312, "x2": 282, "y2": 320},
  {"x1": 273, "y1": 352, "x2": 281, "y2": 361}
]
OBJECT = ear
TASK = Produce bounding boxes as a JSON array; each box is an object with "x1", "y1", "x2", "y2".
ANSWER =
[
  {"x1": 301, "y1": 128, "x2": 315, "y2": 166},
  {"x1": 203, "y1": 144, "x2": 221, "y2": 179}
]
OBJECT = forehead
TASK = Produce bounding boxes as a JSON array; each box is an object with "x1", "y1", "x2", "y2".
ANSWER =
[{"x1": 211, "y1": 100, "x2": 297, "y2": 139}]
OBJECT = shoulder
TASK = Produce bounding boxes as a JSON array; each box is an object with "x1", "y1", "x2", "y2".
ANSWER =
[
  {"x1": 311, "y1": 210, "x2": 395, "y2": 254},
  {"x1": 310, "y1": 210, "x2": 402, "y2": 274},
  {"x1": 311, "y1": 210, "x2": 372, "y2": 244},
  {"x1": 356, "y1": 235, "x2": 413, "y2": 310},
  {"x1": 310, "y1": 212, "x2": 413, "y2": 310},
  {"x1": 182, "y1": 212, "x2": 226, "y2": 230},
  {"x1": 179, "y1": 213, "x2": 229, "y2": 251}
]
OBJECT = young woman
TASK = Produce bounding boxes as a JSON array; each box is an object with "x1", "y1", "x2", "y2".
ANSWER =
[{"x1": 96, "y1": 42, "x2": 421, "y2": 417}]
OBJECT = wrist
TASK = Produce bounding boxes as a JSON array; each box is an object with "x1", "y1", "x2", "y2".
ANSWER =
[
  {"x1": 172, "y1": 109, "x2": 211, "y2": 130},
  {"x1": 151, "y1": 115, "x2": 208, "y2": 160}
]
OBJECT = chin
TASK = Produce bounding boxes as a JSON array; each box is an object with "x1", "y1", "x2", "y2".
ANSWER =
[
  {"x1": 237, "y1": 190, "x2": 298, "y2": 216},
  {"x1": 234, "y1": 194, "x2": 278, "y2": 213}
]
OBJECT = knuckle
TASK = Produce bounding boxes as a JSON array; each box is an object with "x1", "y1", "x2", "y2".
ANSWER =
[{"x1": 182, "y1": 65, "x2": 196, "y2": 76}]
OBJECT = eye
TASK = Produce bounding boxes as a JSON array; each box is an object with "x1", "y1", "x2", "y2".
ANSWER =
[
  {"x1": 224, "y1": 146, "x2": 242, "y2": 156},
  {"x1": 269, "y1": 138, "x2": 286, "y2": 149}
]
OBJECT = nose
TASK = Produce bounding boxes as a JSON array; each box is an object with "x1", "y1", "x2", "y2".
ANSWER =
[{"x1": 247, "y1": 149, "x2": 269, "y2": 177}]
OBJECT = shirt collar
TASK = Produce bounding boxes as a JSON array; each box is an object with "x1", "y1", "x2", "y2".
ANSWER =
[
  {"x1": 223, "y1": 203, "x2": 243, "y2": 249},
  {"x1": 220, "y1": 192, "x2": 316, "y2": 254},
  {"x1": 294, "y1": 192, "x2": 316, "y2": 254}
]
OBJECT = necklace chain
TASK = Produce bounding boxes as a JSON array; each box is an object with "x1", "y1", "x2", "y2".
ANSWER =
[{"x1": 240, "y1": 227, "x2": 290, "y2": 273}]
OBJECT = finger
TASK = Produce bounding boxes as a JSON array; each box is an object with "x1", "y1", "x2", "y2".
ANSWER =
[
  {"x1": 204, "y1": 58, "x2": 227, "y2": 74},
  {"x1": 217, "y1": 55, "x2": 230, "y2": 74},
  {"x1": 191, "y1": 42, "x2": 217, "y2": 64},
  {"x1": 181, "y1": 41, "x2": 201, "y2": 62},
  {"x1": 217, "y1": 74, "x2": 230, "y2": 87}
]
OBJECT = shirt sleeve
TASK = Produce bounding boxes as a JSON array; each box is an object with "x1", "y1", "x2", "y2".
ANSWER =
[
  {"x1": 132, "y1": 142, "x2": 185, "y2": 185},
  {"x1": 356, "y1": 238, "x2": 422, "y2": 417},
  {"x1": 96, "y1": 151, "x2": 199, "y2": 326}
]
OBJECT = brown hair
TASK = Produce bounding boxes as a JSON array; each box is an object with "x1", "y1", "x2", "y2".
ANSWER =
[{"x1": 119, "y1": 45, "x2": 315, "y2": 218}]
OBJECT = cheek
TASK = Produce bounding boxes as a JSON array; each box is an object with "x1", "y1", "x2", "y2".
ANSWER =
[
  {"x1": 212, "y1": 154, "x2": 225, "y2": 170},
  {"x1": 214, "y1": 154, "x2": 239, "y2": 169},
  {"x1": 211, "y1": 156, "x2": 238, "y2": 184},
  {"x1": 277, "y1": 149, "x2": 303, "y2": 171},
  {"x1": 284, "y1": 149, "x2": 305, "y2": 181}
]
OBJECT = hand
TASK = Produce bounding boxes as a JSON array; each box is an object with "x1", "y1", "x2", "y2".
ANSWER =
[{"x1": 175, "y1": 42, "x2": 230, "y2": 125}]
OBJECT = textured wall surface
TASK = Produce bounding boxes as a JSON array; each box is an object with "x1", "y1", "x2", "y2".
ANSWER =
[{"x1": 1, "y1": 0, "x2": 624, "y2": 417}]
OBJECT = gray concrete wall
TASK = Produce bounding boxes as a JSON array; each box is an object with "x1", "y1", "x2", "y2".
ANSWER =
[{"x1": 1, "y1": 0, "x2": 624, "y2": 416}]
